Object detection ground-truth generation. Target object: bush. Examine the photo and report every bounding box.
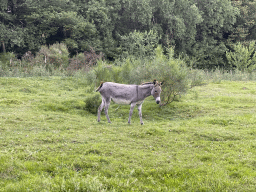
[67,48,104,75]
[119,58,133,84]
[0,52,16,71]
[93,60,114,86]
[226,41,256,72]
[84,93,102,114]
[34,43,69,71]
[125,46,189,105]
[152,46,189,105]
[189,69,207,87]
[86,46,189,105]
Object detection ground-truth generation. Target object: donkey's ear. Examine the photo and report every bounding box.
[160,81,164,86]
[153,79,156,85]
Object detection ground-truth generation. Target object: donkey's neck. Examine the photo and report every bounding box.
[138,84,153,100]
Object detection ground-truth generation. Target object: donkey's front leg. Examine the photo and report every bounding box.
[128,103,136,124]
[137,104,144,125]
[104,99,111,123]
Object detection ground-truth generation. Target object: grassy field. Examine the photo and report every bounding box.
[1,76,256,191]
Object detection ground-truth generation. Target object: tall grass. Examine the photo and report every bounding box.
[189,68,256,87]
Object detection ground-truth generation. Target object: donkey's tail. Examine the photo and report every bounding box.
[96,81,104,92]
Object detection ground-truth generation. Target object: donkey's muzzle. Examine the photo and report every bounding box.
[155,96,161,104]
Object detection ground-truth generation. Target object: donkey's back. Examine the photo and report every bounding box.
[97,82,138,104]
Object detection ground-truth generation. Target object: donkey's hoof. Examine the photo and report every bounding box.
[141,123,144,125]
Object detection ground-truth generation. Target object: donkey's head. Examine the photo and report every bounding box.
[151,80,163,104]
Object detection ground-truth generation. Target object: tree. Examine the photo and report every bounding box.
[230,0,256,42]
[119,29,160,58]
[115,0,153,35]
[0,0,28,55]
[149,0,203,52]
[71,0,119,59]
[191,0,239,69]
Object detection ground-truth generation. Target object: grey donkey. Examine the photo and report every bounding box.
[96,80,163,125]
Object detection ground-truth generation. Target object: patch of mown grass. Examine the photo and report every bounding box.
[1,77,256,191]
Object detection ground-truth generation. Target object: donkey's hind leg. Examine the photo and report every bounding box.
[137,104,144,125]
[128,103,136,124]
[97,99,105,122]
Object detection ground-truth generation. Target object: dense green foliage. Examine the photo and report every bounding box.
[226,41,256,72]
[1,0,256,69]
[1,75,256,191]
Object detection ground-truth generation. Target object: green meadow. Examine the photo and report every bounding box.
[1,76,256,191]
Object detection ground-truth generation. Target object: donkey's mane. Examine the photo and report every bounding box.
[141,82,153,85]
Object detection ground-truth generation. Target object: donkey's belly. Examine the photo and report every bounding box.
[111,98,131,105]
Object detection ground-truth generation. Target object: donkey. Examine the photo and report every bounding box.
[96,80,163,125]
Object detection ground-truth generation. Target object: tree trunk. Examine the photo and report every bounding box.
[2,41,6,53]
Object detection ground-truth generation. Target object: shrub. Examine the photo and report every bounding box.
[85,59,132,89]
[128,46,189,105]
[119,58,133,84]
[67,48,104,75]
[84,93,102,114]
[48,43,69,68]
[86,46,189,105]
[155,47,188,105]
[35,43,69,71]
[93,60,115,86]
[0,52,16,71]
[189,69,207,87]
[226,41,256,72]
